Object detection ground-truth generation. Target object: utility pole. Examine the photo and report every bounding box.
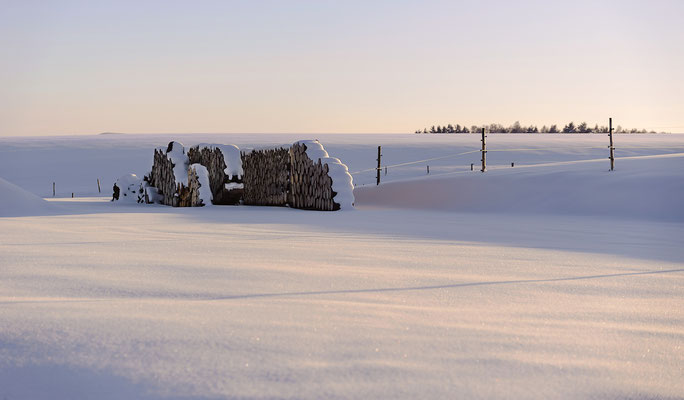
[609,118,615,171]
[376,146,382,185]
[480,128,487,172]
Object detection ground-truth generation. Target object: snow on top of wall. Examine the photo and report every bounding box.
[297,140,355,210]
[219,144,243,180]
[295,140,329,161]
[0,177,54,217]
[191,164,213,206]
[195,143,243,180]
[166,141,189,186]
[321,157,355,210]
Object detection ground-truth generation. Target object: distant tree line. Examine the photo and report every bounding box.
[415,121,663,134]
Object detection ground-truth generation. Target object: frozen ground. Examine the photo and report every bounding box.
[0,133,683,399]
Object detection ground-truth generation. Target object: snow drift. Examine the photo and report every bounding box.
[0,177,54,217]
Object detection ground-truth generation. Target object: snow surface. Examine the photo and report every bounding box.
[0,133,683,399]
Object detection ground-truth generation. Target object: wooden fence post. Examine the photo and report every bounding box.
[53,182,55,197]
[609,117,615,171]
[376,146,382,185]
[481,128,487,172]
[97,178,101,193]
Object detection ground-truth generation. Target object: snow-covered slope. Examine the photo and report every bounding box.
[0,177,55,217]
[0,133,683,400]
[355,153,684,221]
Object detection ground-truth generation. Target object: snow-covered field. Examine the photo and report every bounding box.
[1,133,683,399]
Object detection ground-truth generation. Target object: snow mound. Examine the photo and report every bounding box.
[0,177,54,217]
[115,174,145,203]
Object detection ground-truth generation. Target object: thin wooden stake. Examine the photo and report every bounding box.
[53,182,55,197]
[427,165,430,174]
[97,178,101,193]
[471,163,474,171]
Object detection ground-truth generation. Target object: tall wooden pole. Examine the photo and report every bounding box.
[480,128,487,172]
[609,118,615,171]
[376,146,382,185]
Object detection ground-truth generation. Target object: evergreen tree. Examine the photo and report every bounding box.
[549,124,559,133]
[562,122,576,133]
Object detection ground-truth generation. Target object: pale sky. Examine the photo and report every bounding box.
[1,0,683,136]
